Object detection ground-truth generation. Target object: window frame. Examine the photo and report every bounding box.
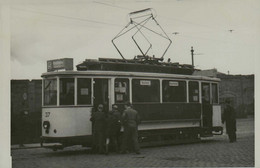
[132,78,160,103]
[59,77,76,106]
[162,79,187,103]
[43,77,58,106]
[211,82,219,104]
[201,82,211,104]
[76,77,93,106]
[188,80,200,103]
[114,78,130,104]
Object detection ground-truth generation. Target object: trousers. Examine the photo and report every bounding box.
[121,126,140,153]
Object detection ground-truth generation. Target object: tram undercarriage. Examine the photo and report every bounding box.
[41,125,222,151]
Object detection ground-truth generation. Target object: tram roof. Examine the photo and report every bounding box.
[76,58,195,75]
[41,70,220,82]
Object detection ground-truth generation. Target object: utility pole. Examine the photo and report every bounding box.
[190,46,203,68]
[191,46,194,67]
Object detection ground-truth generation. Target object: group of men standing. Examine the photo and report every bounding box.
[90,102,140,155]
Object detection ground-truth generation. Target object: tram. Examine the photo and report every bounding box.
[41,57,223,149]
[41,8,223,150]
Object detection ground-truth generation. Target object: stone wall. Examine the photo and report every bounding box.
[217,74,254,117]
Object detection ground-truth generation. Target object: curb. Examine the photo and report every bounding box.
[11,143,61,150]
[11,144,42,150]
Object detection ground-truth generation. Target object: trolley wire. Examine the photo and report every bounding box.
[12,7,123,27]
[92,1,133,11]
[92,1,230,33]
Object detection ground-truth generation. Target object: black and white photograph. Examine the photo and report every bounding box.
[0,0,259,167]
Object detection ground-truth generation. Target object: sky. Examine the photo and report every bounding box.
[9,0,260,79]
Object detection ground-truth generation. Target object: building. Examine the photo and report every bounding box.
[11,80,42,145]
[194,69,254,117]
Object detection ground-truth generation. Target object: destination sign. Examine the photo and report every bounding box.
[140,80,151,86]
[169,81,179,86]
[47,58,73,72]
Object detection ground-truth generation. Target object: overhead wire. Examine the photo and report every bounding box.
[12,3,246,57]
[12,7,123,27]
[92,1,230,33]
[92,1,133,11]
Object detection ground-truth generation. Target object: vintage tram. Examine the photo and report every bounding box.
[41,57,223,150]
[41,8,223,150]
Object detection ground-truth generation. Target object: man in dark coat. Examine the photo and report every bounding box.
[222,99,237,142]
[19,110,29,147]
[121,102,140,154]
[104,104,121,154]
[90,104,106,153]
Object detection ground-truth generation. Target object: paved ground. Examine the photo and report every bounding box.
[11,117,254,167]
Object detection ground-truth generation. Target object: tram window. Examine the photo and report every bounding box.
[189,81,199,102]
[132,79,160,102]
[77,78,91,105]
[202,83,210,103]
[115,78,129,103]
[60,78,74,105]
[212,83,218,104]
[162,80,186,102]
[44,79,57,105]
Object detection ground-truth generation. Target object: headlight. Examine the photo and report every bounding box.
[43,121,50,134]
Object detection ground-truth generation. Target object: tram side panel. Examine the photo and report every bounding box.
[134,103,201,121]
[128,103,202,144]
[42,107,92,145]
[134,103,201,131]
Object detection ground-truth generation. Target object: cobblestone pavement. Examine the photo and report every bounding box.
[11,117,254,168]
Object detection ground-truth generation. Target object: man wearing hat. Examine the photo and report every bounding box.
[222,99,237,142]
[90,104,106,154]
[105,104,122,154]
[121,102,141,154]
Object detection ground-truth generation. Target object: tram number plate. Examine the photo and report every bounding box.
[45,112,50,117]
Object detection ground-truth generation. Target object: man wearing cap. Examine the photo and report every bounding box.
[105,104,121,154]
[90,104,106,153]
[121,102,141,154]
[222,99,237,142]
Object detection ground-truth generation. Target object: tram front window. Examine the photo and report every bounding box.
[60,78,75,105]
[44,79,57,105]
[77,78,91,105]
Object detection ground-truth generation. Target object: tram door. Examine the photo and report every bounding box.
[201,82,213,128]
[93,78,109,112]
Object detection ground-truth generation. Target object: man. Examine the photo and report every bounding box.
[104,104,121,154]
[19,110,29,147]
[90,104,106,154]
[121,102,140,154]
[222,99,237,142]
